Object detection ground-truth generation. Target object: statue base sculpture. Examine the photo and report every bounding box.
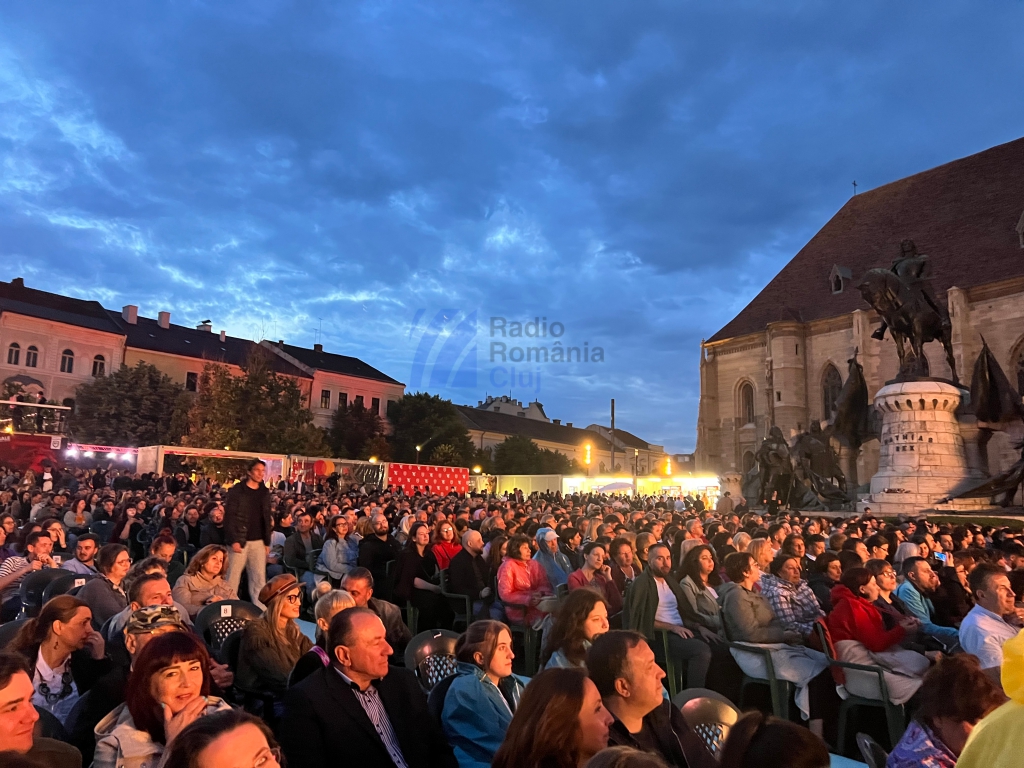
[868,381,990,515]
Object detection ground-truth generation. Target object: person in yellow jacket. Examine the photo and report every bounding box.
[957,627,1024,768]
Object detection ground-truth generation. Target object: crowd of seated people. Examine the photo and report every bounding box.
[5,459,1024,767]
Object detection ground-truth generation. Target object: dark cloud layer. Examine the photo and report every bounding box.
[2,1,1023,452]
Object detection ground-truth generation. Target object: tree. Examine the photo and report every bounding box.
[492,434,578,474]
[69,362,190,446]
[180,348,329,457]
[363,435,392,462]
[387,392,475,466]
[429,444,462,466]
[328,402,385,459]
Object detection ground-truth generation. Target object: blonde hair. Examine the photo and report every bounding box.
[733,532,752,553]
[747,538,773,568]
[264,586,305,668]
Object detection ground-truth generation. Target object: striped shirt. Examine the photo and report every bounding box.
[337,670,408,768]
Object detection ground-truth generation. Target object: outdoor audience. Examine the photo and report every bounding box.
[6,463,1024,768]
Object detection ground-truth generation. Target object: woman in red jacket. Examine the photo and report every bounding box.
[828,567,930,705]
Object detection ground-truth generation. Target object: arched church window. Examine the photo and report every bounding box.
[822,364,843,419]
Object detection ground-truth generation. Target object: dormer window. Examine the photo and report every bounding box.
[829,264,852,294]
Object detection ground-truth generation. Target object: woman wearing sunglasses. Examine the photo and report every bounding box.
[235,574,312,696]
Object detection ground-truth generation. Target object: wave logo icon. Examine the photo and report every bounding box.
[408,309,478,390]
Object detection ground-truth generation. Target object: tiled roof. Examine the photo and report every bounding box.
[708,136,1024,343]
[0,280,124,335]
[456,405,612,450]
[122,316,310,378]
[586,425,652,450]
[278,343,403,385]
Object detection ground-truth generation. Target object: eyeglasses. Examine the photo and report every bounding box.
[881,570,897,578]
[253,747,283,768]
[284,593,301,604]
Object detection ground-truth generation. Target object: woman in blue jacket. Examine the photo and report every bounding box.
[441,620,527,768]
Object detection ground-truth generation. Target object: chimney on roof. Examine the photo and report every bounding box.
[197,320,212,332]
[552,419,561,425]
[10,277,24,288]
[219,330,226,342]
[313,343,323,353]
[566,422,573,428]
[158,311,171,329]
[277,339,284,347]
[121,305,138,325]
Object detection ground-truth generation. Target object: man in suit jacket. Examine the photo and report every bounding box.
[279,607,456,768]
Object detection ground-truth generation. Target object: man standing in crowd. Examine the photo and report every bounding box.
[447,530,492,619]
[624,543,711,688]
[279,607,456,768]
[62,533,100,575]
[589,630,713,768]
[960,562,1021,671]
[0,651,82,768]
[357,512,402,596]
[342,568,412,655]
[225,458,272,608]
[895,556,960,647]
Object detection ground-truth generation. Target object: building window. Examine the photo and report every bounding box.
[60,349,74,374]
[776,391,781,402]
[386,399,397,417]
[371,397,380,415]
[25,346,38,368]
[6,343,19,365]
[91,355,105,377]
[185,372,198,392]
[320,389,331,409]
[339,392,347,409]
[354,395,364,409]
[822,364,843,419]
[739,383,755,425]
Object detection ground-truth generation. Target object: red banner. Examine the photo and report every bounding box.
[0,433,65,472]
[387,463,469,494]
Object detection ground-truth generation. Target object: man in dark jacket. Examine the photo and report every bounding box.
[589,630,715,768]
[357,512,403,599]
[279,607,456,768]
[224,459,272,608]
[284,509,324,593]
[447,530,492,619]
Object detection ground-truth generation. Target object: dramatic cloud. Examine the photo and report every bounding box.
[1,1,1022,451]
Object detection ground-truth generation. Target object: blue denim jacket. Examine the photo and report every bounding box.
[441,662,527,768]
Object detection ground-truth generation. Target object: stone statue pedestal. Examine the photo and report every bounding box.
[868,381,989,516]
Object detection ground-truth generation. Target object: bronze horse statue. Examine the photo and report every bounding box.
[857,267,959,384]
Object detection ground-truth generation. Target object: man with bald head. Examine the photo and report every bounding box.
[447,529,494,619]
[279,608,456,768]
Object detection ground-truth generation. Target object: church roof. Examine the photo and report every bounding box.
[708,136,1024,343]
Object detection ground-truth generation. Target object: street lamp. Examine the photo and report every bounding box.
[472,465,482,474]
[368,456,378,464]
[415,445,421,463]
[584,443,592,477]
[665,456,672,476]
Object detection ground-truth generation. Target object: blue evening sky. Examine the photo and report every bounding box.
[2,2,1022,453]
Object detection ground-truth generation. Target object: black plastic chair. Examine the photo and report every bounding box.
[857,732,889,768]
[679,695,740,762]
[404,629,460,693]
[427,673,458,729]
[41,573,99,603]
[221,627,279,725]
[19,569,69,617]
[0,618,28,648]
[438,570,471,631]
[194,600,262,656]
